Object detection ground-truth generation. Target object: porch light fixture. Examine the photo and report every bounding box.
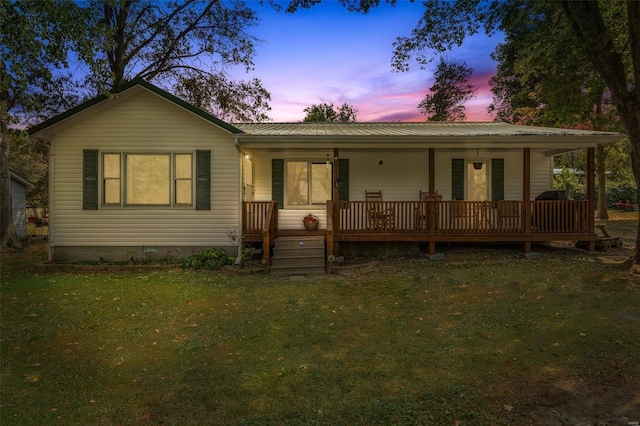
[473,149,483,170]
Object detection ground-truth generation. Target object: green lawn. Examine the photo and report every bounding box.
[2,225,640,425]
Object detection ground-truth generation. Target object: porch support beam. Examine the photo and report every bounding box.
[523,148,531,253]
[586,147,595,233]
[585,147,596,251]
[331,148,340,265]
[429,148,435,194]
[332,148,340,203]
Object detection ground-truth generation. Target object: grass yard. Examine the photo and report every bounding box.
[2,213,640,425]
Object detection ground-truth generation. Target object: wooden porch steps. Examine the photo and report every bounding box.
[270,236,326,276]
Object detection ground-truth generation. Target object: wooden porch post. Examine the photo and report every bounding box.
[332,148,340,204]
[586,147,596,251]
[326,200,334,274]
[586,147,595,232]
[428,148,436,255]
[429,148,435,194]
[523,148,532,253]
[331,148,340,262]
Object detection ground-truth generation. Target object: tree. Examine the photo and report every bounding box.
[80,0,271,121]
[418,57,475,121]
[8,130,49,204]
[1,0,91,248]
[487,1,623,220]
[560,2,640,234]
[174,72,271,122]
[302,102,358,122]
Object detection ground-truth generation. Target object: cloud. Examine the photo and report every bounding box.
[242,2,503,123]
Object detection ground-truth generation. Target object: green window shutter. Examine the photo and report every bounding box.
[272,159,284,208]
[195,150,211,210]
[338,158,349,201]
[451,158,464,200]
[491,158,505,201]
[83,149,98,210]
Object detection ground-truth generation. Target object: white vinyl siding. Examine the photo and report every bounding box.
[435,149,552,200]
[49,89,239,247]
[252,148,552,230]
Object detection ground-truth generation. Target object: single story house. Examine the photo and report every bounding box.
[10,171,34,238]
[29,79,624,272]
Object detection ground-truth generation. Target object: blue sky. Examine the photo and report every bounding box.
[236,1,504,122]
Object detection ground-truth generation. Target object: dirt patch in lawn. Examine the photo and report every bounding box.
[515,378,640,426]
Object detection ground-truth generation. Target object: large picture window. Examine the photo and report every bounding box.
[102,153,193,207]
[286,161,332,206]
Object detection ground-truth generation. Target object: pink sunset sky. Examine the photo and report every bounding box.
[235,1,504,122]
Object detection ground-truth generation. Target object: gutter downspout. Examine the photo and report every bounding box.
[40,139,54,261]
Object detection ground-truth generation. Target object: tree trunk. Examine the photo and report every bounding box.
[0,119,21,249]
[596,144,608,220]
[624,119,640,271]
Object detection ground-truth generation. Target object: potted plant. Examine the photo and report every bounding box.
[303,214,319,231]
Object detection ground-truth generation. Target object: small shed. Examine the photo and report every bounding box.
[10,171,34,238]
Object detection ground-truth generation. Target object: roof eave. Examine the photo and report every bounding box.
[237,134,625,150]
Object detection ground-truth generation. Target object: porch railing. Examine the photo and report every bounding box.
[335,200,591,235]
[243,201,271,235]
[242,201,277,272]
[242,200,592,237]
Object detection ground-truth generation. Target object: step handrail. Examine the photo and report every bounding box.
[262,201,278,273]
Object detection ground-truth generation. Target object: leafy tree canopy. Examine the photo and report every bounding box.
[80,0,271,121]
[418,57,475,121]
[1,0,92,248]
[302,102,358,123]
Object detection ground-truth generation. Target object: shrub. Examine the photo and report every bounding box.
[553,168,586,200]
[606,182,638,207]
[239,246,262,266]
[182,248,232,270]
[554,168,638,207]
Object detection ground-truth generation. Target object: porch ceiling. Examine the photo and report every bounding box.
[233,122,624,151]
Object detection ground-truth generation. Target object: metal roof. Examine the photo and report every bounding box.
[232,122,625,153]
[232,122,621,137]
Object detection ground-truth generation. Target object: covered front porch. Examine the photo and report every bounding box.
[232,122,623,273]
[243,196,596,273]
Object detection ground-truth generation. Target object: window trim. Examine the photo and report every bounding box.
[100,151,195,208]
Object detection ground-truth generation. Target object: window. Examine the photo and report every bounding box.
[285,161,332,206]
[174,154,193,205]
[102,153,193,207]
[103,154,121,204]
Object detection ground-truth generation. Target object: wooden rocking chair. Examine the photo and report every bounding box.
[366,190,395,230]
